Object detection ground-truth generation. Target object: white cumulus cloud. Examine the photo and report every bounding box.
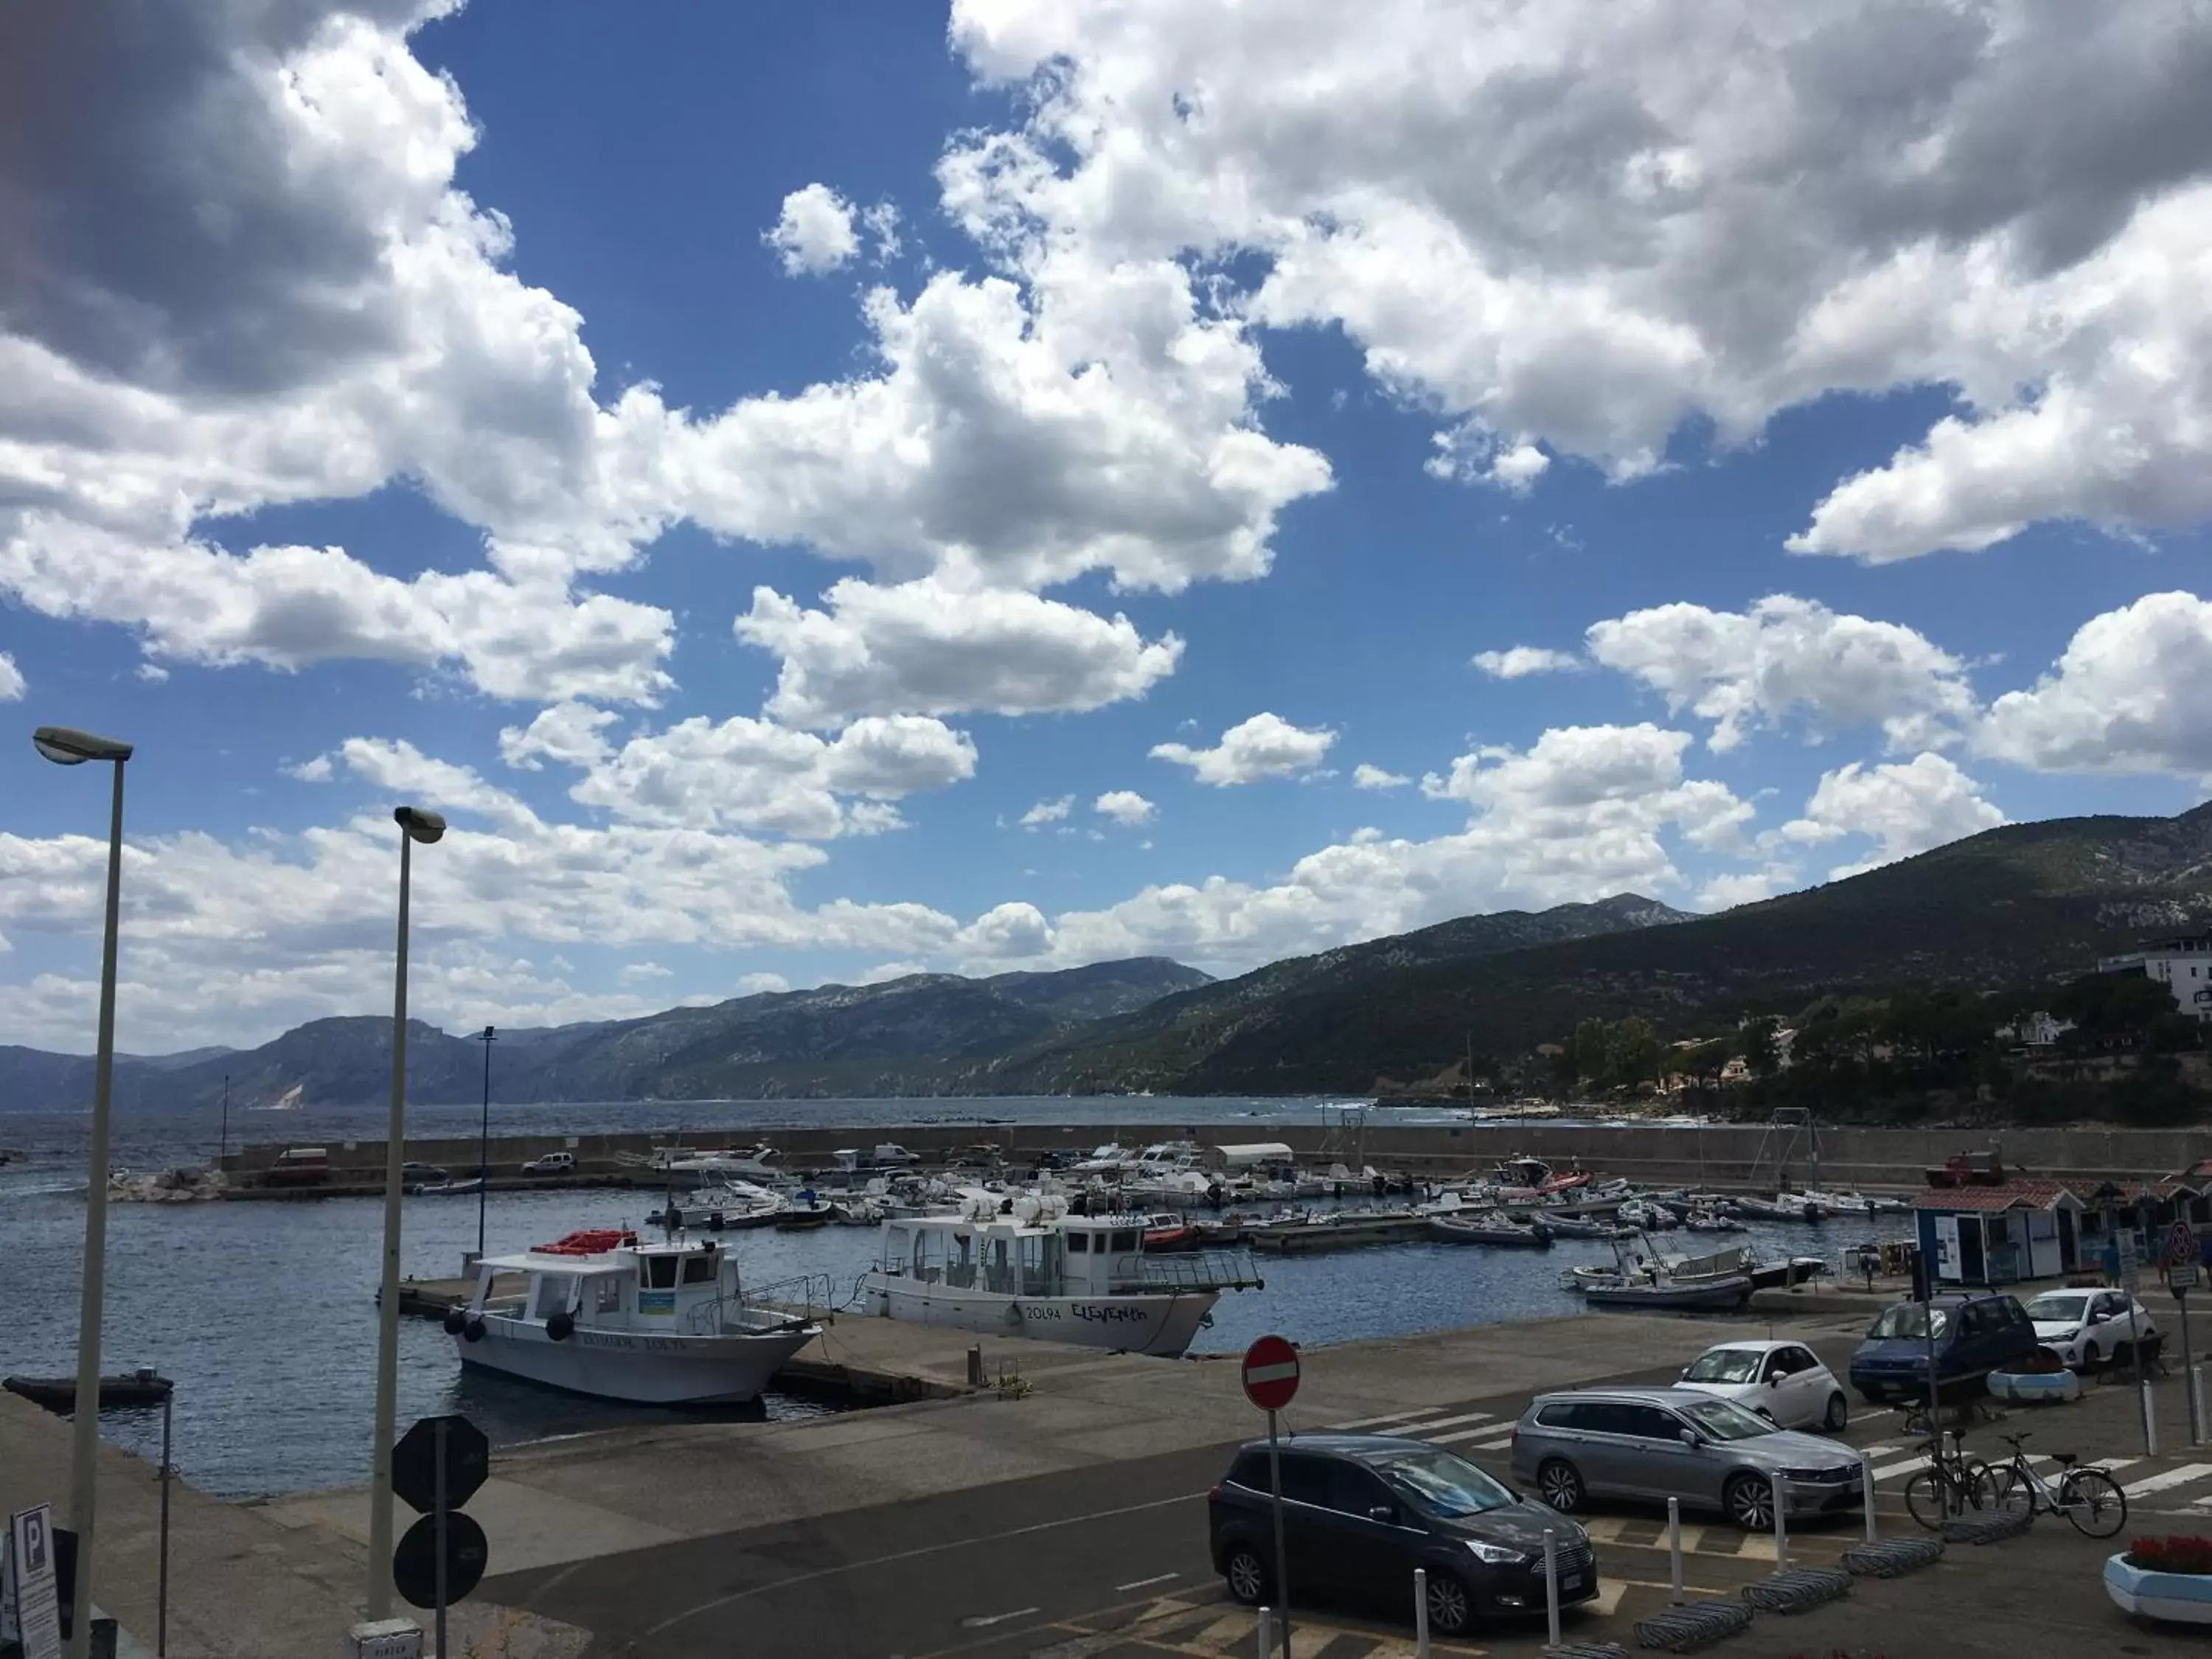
[1473,647,1581,680]
[1780,754,2006,880]
[1978,592,2212,776]
[1094,790,1157,827]
[0,653,22,700]
[1352,764,1409,790]
[765,183,862,275]
[1019,795,1074,827]
[1152,712,1336,786]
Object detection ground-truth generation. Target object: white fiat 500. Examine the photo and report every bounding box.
[1676,1339,1850,1432]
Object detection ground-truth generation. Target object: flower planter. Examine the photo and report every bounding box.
[2106,1554,2212,1624]
[1989,1367,2081,1404]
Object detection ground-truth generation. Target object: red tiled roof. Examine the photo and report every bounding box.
[1913,1180,2080,1211]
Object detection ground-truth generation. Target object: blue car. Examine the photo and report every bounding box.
[1848,1292,2042,1405]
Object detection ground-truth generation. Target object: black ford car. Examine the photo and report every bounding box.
[1208,1435,1599,1635]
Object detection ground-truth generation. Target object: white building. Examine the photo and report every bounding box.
[2097,936,2212,1018]
[1997,1010,2076,1048]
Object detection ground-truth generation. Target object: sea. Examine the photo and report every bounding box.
[0,1095,1911,1499]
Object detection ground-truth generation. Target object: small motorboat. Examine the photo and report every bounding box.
[1683,1207,1745,1233]
[1535,1212,1626,1240]
[1430,1211,1553,1248]
[5,1370,175,1411]
[1616,1198,1678,1231]
[774,1191,835,1229]
[1582,1274,1752,1312]
[415,1176,486,1196]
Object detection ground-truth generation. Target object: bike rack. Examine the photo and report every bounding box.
[1741,1565,1852,1614]
[1632,1599,1753,1651]
[1544,1644,1631,1659]
[1940,1508,2034,1544]
[1842,1536,1946,1578]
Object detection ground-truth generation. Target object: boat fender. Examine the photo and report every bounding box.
[547,1311,575,1342]
[442,1307,466,1336]
[462,1318,486,1343]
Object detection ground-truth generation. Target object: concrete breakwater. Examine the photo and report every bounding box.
[216,1116,2208,1190]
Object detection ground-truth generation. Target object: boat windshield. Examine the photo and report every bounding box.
[2024,1293,2090,1324]
[1866,1304,1947,1340]
[1680,1399,1774,1442]
[1377,1447,1515,1518]
[1681,1349,1761,1384]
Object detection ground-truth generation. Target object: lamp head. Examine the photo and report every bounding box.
[394,806,447,845]
[481,1025,496,1042]
[32,726,133,765]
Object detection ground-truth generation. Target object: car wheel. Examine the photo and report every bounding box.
[1223,1543,1271,1607]
[1823,1391,1849,1432]
[2083,1340,2103,1371]
[1537,1459,1585,1513]
[1725,1473,1775,1532]
[1425,1570,1475,1636]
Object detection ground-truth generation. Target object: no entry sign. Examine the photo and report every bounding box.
[1242,1334,1300,1411]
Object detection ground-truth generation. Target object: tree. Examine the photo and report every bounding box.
[1739,1016,1780,1078]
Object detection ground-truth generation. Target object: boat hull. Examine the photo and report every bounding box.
[860,1275,1217,1357]
[456,1315,816,1404]
[1583,1276,1751,1312]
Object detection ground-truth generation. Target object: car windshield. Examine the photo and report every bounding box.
[2024,1293,2089,1323]
[1866,1304,1948,1340]
[1680,1399,1775,1441]
[1682,1349,1762,1383]
[1377,1447,1516,1518]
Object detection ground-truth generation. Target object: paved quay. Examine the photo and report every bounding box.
[10,1290,2211,1657]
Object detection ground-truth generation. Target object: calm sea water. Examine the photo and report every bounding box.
[0,1096,1906,1498]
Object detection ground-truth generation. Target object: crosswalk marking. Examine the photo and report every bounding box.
[1868,1455,1930,1484]
[1429,1426,1510,1447]
[1409,1411,1494,1433]
[2117,1461,2212,1498]
[1324,1408,1453,1430]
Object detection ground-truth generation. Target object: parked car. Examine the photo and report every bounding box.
[1509,1387,1863,1531]
[1847,1292,2041,1404]
[400,1161,448,1186]
[1209,1435,1599,1635]
[1676,1340,1850,1432]
[2023,1287,2158,1370]
[521,1151,577,1175]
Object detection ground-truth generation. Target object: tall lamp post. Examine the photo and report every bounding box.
[476,1025,496,1258]
[34,724,133,1659]
[366,806,445,1618]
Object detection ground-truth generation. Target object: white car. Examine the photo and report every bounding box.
[2023,1287,2157,1370]
[521,1150,577,1175]
[1675,1339,1850,1432]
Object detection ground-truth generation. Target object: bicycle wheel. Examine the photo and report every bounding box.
[1981,1461,2030,1514]
[2062,1468,2128,1538]
[1903,1468,1952,1529]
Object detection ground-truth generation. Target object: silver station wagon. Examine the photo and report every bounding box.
[1508,1386,1865,1531]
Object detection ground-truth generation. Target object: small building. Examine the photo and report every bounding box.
[1913,1182,2085,1287]
[1997,1010,2075,1048]
[2098,935,2212,1018]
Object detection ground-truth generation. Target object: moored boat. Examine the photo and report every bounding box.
[451,1228,818,1404]
[1429,1211,1553,1248]
[1582,1274,1751,1312]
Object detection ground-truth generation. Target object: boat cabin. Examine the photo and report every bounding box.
[470,1229,739,1333]
[879,1214,1156,1298]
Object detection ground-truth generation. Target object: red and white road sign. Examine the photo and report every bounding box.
[1242,1334,1300,1411]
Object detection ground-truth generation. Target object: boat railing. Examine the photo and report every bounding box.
[1121,1248,1265,1293]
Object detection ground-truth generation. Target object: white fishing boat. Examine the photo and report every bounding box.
[648,1180,785,1230]
[861,1201,1263,1357]
[449,1228,818,1404]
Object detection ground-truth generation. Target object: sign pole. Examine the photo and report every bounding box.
[2183,1287,2199,1447]
[434,1419,449,1659]
[1267,1409,1292,1659]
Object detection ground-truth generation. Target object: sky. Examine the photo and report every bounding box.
[5,0,2212,1054]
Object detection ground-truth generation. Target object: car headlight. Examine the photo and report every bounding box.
[1465,1539,1530,1565]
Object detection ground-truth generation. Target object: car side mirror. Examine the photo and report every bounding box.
[1368,1504,1396,1523]
[1767,1374,1783,1386]
[1678,1428,1698,1446]
[2089,1311,2108,1324]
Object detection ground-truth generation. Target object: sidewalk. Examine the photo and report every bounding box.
[0,1392,588,1659]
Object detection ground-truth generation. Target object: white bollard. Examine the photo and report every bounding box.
[2144,1382,2161,1458]
[1862,1457,1877,1543]
[1770,1470,1790,1571]
[2194,1366,2208,1448]
[1667,1496,1684,1604]
[1258,1606,1273,1659]
[1543,1528,1562,1646]
[1413,1567,1430,1659]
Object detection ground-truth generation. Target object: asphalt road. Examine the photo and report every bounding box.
[485,1315,2212,1659]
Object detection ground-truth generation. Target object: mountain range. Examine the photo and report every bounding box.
[5,802,2212,1113]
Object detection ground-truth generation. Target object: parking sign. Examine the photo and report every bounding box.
[7,1505,62,1659]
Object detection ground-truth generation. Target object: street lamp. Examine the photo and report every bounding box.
[34,724,133,1659]
[476,1026,496,1258]
[366,805,445,1618]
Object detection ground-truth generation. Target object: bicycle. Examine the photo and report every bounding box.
[1902,1430,2000,1529]
[1983,1430,2129,1537]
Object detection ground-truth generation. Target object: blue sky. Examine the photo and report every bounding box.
[4,1,2212,1052]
